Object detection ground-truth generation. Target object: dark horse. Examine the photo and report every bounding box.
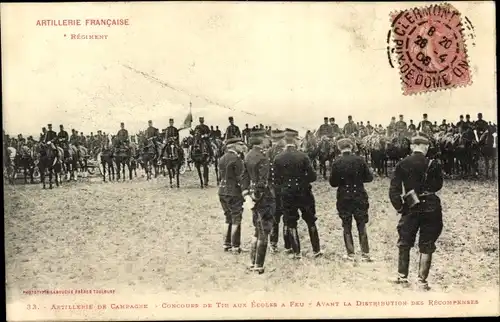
[114,144,133,181]
[162,137,184,188]
[300,131,319,170]
[211,137,224,185]
[317,136,334,180]
[34,142,63,189]
[140,138,159,180]
[14,145,35,184]
[478,128,497,179]
[99,145,115,182]
[190,133,211,188]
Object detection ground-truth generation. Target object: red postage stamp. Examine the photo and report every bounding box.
[390,3,472,95]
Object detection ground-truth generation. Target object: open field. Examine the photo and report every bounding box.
[4,168,499,303]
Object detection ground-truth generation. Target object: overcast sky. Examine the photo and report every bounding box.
[1,1,496,136]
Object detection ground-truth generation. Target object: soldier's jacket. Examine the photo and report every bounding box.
[70,134,79,145]
[194,124,211,137]
[242,128,250,142]
[266,141,285,188]
[165,126,179,142]
[387,122,396,136]
[241,146,271,198]
[145,126,159,139]
[331,123,341,134]
[417,120,433,133]
[408,124,416,131]
[463,121,473,131]
[79,136,87,146]
[438,124,448,132]
[214,129,222,139]
[273,146,316,194]
[474,119,489,136]
[57,131,69,144]
[344,122,358,136]
[317,124,333,137]
[225,124,241,140]
[116,129,129,143]
[395,121,407,132]
[389,152,443,213]
[44,130,57,143]
[218,149,245,197]
[329,152,373,205]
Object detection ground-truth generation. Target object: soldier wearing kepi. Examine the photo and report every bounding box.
[274,128,321,259]
[329,138,374,262]
[389,133,444,290]
[317,117,333,138]
[241,129,275,274]
[218,137,247,254]
[145,120,160,160]
[266,129,290,254]
[165,118,180,146]
[224,116,242,140]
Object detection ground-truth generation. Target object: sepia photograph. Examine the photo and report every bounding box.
[2,1,498,320]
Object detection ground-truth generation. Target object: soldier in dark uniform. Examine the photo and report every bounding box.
[225,116,242,140]
[79,132,87,148]
[365,121,374,134]
[274,128,322,259]
[218,137,247,254]
[165,118,180,149]
[395,115,407,133]
[242,124,251,144]
[57,125,69,157]
[44,124,58,155]
[417,114,433,135]
[193,117,213,159]
[329,138,374,262]
[344,115,358,136]
[330,117,341,134]
[214,126,222,140]
[389,134,444,290]
[317,117,333,138]
[39,127,47,142]
[241,129,275,274]
[387,117,397,137]
[266,129,289,253]
[464,114,473,131]
[70,129,79,145]
[116,122,129,148]
[474,113,489,138]
[145,120,160,157]
[408,120,416,132]
[438,120,448,132]
[456,115,465,131]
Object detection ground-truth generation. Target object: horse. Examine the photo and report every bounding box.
[161,137,185,188]
[478,128,497,179]
[99,145,115,182]
[300,131,319,170]
[190,133,211,188]
[366,134,390,177]
[63,144,79,181]
[114,144,133,181]
[139,137,158,180]
[317,136,334,180]
[437,131,458,176]
[386,134,411,168]
[454,128,477,178]
[5,146,17,184]
[33,142,63,189]
[128,141,139,178]
[75,144,90,180]
[13,144,35,184]
[210,137,224,185]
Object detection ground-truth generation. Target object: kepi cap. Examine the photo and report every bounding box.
[271,129,285,139]
[337,138,354,150]
[250,129,267,137]
[225,137,242,145]
[411,133,430,145]
[284,128,298,137]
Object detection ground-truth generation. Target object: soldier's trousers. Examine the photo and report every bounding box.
[397,209,443,254]
[269,190,289,249]
[339,210,370,255]
[250,196,275,267]
[219,195,244,249]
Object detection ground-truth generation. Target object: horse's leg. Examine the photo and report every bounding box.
[128,162,132,180]
[176,163,180,188]
[102,161,106,182]
[23,164,28,184]
[214,161,219,185]
[49,167,53,189]
[203,163,209,187]
[195,163,203,188]
[168,167,173,188]
[40,166,46,189]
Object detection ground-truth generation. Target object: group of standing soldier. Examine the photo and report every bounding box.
[217,121,444,291]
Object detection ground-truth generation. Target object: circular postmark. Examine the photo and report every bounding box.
[388,3,472,95]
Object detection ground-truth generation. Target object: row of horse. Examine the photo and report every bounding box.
[299,128,497,180]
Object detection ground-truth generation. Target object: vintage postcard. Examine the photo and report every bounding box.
[2,1,498,320]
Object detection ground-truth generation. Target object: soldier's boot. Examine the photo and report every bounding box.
[288,227,302,260]
[269,222,279,253]
[307,224,323,258]
[390,247,410,285]
[342,229,356,261]
[247,236,258,270]
[283,224,292,254]
[223,224,232,252]
[417,253,432,291]
[358,224,372,262]
[230,224,242,254]
[252,237,268,274]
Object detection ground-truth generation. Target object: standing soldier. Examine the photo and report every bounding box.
[344,115,358,136]
[329,138,374,262]
[274,128,322,259]
[317,117,333,138]
[417,113,433,136]
[408,120,416,132]
[242,124,251,144]
[194,117,213,160]
[389,134,444,290]
[214,126,222,140]
[240,129,274,274]
[218,137,247,254]
[330,117,341,135]
[456,115,465,131]
[266,129,290,254]
[225,116,242,140]
[39,127,47,142]
[395,115,407,134]
[464,114,473,131]
[474,113,489,138]
[116,122,129,148]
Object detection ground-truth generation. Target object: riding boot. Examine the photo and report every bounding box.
[269,221,279,253]
[358,224,371,261]
[417,253,432,290]
[230,224,242,253]
[252,237,268,274]
[248,236,258,270]
[307,224,322,257]
[343,228,355,259]
[391,247,410,284]
[223,224,232,252]
[283,224,292,253]
[288,227,301,259]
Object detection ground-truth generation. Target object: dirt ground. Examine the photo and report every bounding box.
[4,168,499,301]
